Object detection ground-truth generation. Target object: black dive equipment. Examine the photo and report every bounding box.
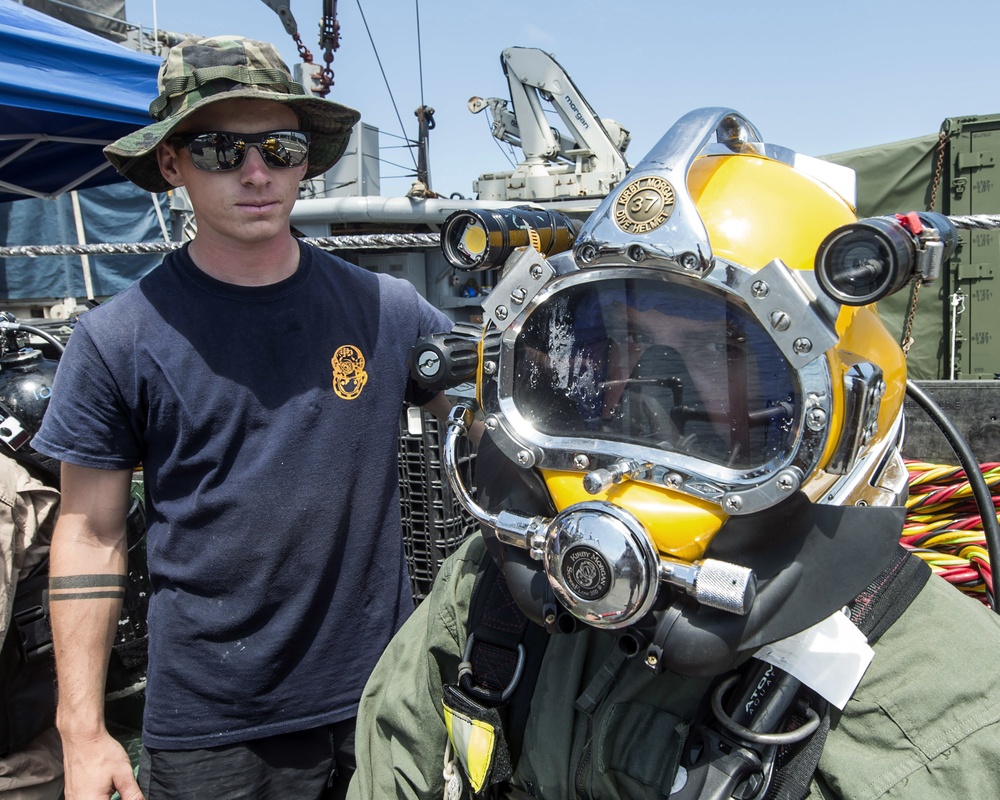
[0,313,64,479]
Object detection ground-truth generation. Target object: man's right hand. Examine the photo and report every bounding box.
[61,729,143,800]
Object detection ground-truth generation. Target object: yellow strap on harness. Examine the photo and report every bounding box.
[442,700,498,794]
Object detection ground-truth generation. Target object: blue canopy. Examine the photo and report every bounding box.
[0,0,159,202]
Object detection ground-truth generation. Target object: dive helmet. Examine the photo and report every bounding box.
[420,108,954,676]
[0,313,63,481]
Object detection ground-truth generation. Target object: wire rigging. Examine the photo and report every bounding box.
[415,0,425,109]
[354,0,417,171]
[485,114,518,169]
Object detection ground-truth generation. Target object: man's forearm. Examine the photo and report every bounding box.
[47,463,134,736]
[48,529,127,734]
[48,464,143,800]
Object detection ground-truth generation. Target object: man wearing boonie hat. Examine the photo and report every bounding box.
[33,35,465,800]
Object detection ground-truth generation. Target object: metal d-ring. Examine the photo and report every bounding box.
[459,633,527,703]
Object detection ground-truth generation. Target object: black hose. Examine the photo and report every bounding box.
[905,380,1000,614]
[12,323,66,355]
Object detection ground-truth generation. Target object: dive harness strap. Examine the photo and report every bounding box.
[760,547,930,800]
[443,555,550,796]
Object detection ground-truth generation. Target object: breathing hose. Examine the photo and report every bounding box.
[905,379,1000,614]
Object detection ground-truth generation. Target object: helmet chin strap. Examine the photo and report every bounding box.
[475,435,906,677]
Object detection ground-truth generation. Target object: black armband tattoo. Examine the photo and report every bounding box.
[49,574,126,601]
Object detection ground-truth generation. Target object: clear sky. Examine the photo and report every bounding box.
[128,0,999,199]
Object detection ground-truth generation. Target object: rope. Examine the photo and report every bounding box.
[11,213,997,261]
[0,233,440,259]
[903,459,996,605]
[946,214,1000,230]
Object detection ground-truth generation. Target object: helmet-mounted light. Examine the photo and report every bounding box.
[815,212,958,305]
[441,206,582,271]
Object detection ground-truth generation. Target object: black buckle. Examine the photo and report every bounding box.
[12,601,53,663]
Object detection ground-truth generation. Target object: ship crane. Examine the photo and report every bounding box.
[469,47,631,203]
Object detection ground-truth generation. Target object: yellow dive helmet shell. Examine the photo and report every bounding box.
[540,151,906,562]
[687,153,856,272]
[691,152,906,477]
[541,468,726,562]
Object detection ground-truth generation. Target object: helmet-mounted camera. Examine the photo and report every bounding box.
[815,211,958,305]
[441,206,582,272]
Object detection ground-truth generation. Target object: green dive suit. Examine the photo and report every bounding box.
[348,535,1000,800]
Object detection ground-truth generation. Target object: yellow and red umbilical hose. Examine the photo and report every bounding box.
[903,460,997,605]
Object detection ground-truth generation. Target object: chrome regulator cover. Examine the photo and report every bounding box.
[542,500,757,627]
[543,501,659,628]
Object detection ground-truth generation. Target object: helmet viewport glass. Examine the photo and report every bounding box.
[512,277,799,470]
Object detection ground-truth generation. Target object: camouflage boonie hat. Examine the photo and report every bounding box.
[104,35,360,193]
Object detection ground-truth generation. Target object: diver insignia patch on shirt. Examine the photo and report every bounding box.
[331,344,368,400]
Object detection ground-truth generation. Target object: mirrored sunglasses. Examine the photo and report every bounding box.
[171,130,311,171]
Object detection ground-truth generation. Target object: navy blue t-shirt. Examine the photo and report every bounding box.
[33,241,451,748]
